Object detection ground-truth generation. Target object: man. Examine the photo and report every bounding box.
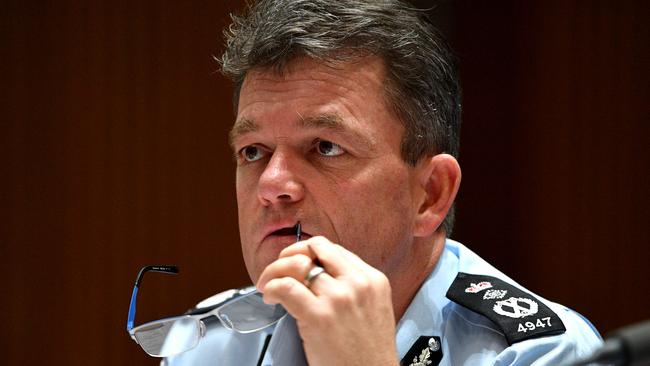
[165,0,601,364]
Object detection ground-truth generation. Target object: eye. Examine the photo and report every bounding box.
[239,145,267,162]
[315,139,345,157]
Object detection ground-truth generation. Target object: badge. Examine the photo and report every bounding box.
[400,336,442,366]
[446,272,566,345]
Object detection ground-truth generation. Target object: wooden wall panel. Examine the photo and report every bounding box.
[451,0,649,334]
[1,1,647,364]
[1,2,247,365]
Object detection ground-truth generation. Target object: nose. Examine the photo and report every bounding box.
[257,149,304,206]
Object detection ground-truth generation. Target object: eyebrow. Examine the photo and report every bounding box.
[229,117,259,147]
[299,113,345,131]
[229,113,375,151]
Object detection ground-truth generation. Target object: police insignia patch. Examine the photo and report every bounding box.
[446,272,566,345]
[400,336,442,366]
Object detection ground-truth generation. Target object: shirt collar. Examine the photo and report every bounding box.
[262,315,307,366]
[394,240,459,358]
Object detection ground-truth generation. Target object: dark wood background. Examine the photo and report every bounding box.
[2,1,647,364]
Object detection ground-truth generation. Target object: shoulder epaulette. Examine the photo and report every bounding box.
[446,272,566,345]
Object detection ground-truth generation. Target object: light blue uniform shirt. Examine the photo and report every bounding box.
[164,239,602,365]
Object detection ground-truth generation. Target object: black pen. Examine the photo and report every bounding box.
[296,222,302,242]
[296,221,323,267]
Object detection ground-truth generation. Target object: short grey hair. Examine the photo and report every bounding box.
[219,0,462,235]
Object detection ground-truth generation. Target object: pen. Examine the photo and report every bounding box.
[296,221,323,267]
[296,221,302,242]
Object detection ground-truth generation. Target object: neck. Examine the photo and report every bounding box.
[390,231,447,321]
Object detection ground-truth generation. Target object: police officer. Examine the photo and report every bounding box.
[165,0,602,364]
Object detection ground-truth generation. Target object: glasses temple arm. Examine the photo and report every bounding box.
[126,265,179,332]
[126,285,139,331]
[135,265,179,287]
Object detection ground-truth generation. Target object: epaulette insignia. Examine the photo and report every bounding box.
[400,336,442,366]
[446,272,566,345]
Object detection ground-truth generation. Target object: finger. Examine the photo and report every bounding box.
[279,237,354,277]
[256,253,313,291]
[304,269,338,296]
[279,236,342,259]
[304,237,363,277]
[264,271,345,314]
[262,276,320,320]
[278,241,313,260]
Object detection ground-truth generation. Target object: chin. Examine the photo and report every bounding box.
[245,251,277,284]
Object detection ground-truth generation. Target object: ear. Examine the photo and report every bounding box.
[413,154,461,237]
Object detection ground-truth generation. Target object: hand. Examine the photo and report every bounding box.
[257,236,399,366]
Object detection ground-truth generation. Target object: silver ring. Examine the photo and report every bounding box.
[304,265,325,287]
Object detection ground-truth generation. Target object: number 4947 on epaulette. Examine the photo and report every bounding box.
[518,317,552,333]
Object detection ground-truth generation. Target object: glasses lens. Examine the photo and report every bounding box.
[216,291,287,333]
[134,316,201,357]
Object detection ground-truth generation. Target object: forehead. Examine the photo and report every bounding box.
[232,56,401,140]
[239,55,388,104]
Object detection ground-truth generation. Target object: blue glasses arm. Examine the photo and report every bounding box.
[126,265,179,334]
[127,285,139,332]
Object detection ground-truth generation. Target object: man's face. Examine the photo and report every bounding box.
[231,56,423,283]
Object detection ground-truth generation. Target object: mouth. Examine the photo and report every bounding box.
[271,226,299,237]
[263,222,312,242]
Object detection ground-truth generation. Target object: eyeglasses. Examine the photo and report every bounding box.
[126,265,287,358]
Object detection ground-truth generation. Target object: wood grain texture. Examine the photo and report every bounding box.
[1,1,647,364]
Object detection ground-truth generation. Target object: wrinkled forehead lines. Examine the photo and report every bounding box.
[231,56,395,148]
[239,56,387,105]
[240,72,358,108]
[233,77,349,142]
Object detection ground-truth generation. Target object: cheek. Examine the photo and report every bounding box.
[235,170,257,251]
[331,164,415,240]
[354,164,412,208]
[235,168,257,205]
